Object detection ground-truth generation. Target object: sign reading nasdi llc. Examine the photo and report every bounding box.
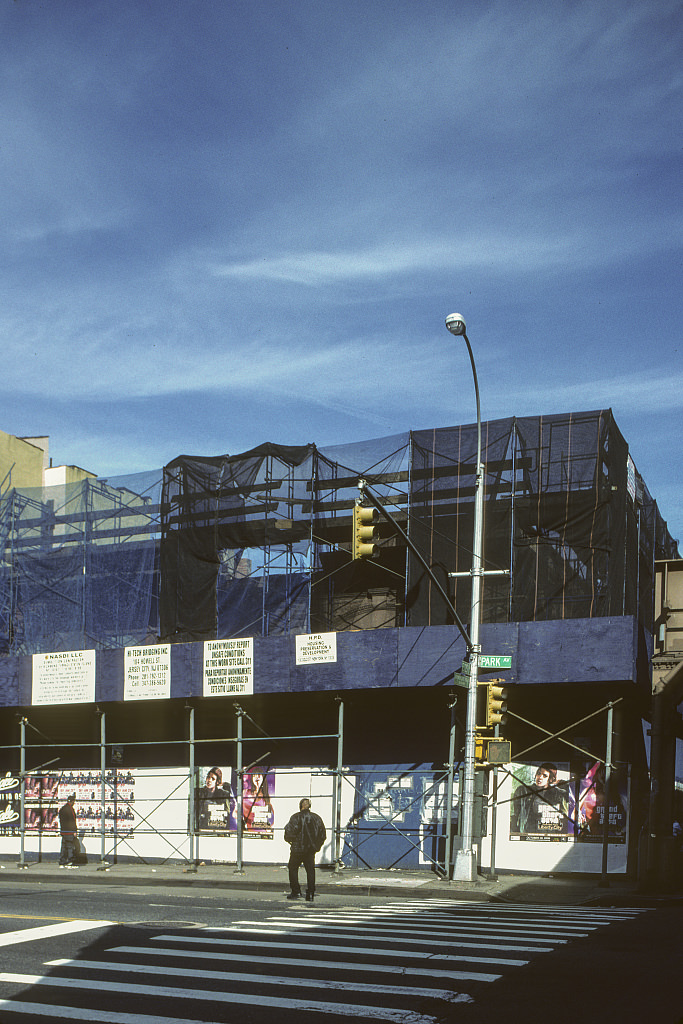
[32,650,96,706]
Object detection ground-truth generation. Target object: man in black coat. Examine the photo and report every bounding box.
[284,797,326,901]
[58,794,78,868]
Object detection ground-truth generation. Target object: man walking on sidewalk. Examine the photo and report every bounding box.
[284,797,326,901]
[58,793,78,868]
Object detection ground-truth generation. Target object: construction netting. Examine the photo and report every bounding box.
[0,410,677,655]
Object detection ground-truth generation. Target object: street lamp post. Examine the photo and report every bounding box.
[445,312,484,881]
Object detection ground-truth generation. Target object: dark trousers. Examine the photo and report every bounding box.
[288,848,316,895]
[59,835,76,865]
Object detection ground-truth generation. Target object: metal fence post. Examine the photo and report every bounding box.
[19,717,26,868]
[99,711,106,866]
[600,702,614,886]
[234,704,244,874]
[187,704,196,869]
[333,697,344,869]
[444,697,457,879]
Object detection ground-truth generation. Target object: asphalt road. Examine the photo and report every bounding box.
[0,883,680,1024]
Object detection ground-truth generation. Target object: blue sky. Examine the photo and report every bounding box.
[1,0,681,542]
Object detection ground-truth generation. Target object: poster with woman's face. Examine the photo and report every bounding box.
[241,769,275,839]
[509,762,572,840]
[570,761,628,843]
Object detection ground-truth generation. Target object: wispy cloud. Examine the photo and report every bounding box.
[0,0,679,537]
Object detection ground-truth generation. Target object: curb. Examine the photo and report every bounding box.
[1,865,491,900]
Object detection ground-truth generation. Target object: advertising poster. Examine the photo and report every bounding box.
[509,762,572,841]
[571,761,629,843]
[62,770,137,838]
[241,768,275,838]
[0,770,137,843]
[195,766,236,833]
[0,772,21,835]
[23,773,60,832]
[194,766,276,838]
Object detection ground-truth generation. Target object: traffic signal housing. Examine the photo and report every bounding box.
[486,682,508,727]
[353,504,379,559]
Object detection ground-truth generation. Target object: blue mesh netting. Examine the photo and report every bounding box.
[0,413,677,656]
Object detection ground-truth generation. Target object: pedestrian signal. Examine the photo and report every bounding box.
[486,738,512,764]
[353,504,379,559]
[486,683,508,727]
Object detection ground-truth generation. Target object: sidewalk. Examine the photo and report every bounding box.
[0,858,657,906]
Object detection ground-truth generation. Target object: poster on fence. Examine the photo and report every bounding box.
[509,762,572,841]
[0,772,21,835]
[571,761,629,843]
[194,766,275,839]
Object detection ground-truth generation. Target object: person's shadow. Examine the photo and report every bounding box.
[74,831,89,865]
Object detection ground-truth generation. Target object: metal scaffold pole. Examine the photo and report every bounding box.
[187,704,196,869]
[99,711,106,866]
[444,696,457,879]
[234,704,244,874]
[600,701,614,887]
[19,717,26,869]
[333,697,344,870]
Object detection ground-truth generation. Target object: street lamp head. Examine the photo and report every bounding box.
[445,313,467,337]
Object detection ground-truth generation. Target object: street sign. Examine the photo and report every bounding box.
[460,660,472,675]
[453,672,469,688]
[479,655,512,670]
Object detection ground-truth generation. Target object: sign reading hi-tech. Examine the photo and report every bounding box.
[124,644,171,701]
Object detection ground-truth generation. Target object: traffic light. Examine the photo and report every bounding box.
[353,504,379,559]
[486,682,508,727]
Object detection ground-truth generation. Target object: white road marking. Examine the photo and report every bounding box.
[152,932,531,965]
[47,957,475,1002]
[110,943,505,981]
[0,1001,224,1024]
[0,920,113,948]
[0,974,440,1024]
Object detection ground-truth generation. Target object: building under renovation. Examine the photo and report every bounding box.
[0,408,679,878]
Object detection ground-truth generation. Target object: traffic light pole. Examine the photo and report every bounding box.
[452,327,484,882]
[361,316,485,885]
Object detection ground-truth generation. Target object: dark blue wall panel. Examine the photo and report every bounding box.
[0,617,640,711]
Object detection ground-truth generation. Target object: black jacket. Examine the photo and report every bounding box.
[284,809,326,853]
[59,802,77,836]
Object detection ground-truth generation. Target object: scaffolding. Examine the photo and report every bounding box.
[0,411,677,656]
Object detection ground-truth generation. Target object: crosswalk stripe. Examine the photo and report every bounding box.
[110,943,507,980]
[343,905,634,918]
[308,908,615,927]
[152,932,534,964]
[0,920,113,948]
[223,922,564,949]
[0,974,441,1024]
[47,957,478,1003]
[230,917,591,938]
[0,1001,225,1024]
